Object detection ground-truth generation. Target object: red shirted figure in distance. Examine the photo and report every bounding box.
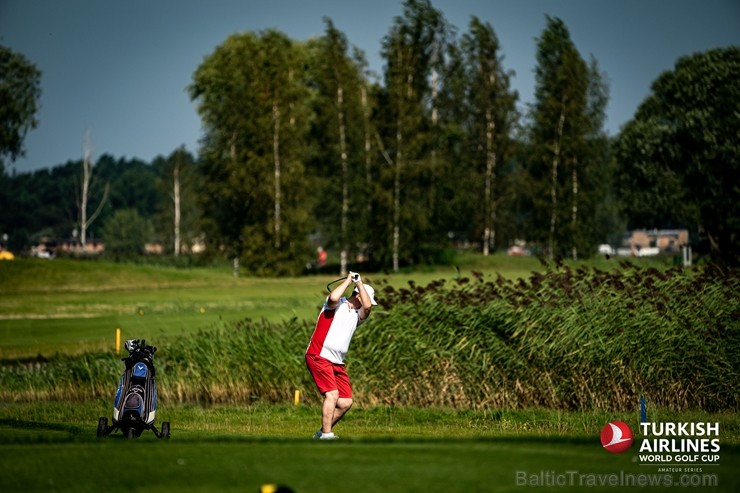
[316,246,327,267]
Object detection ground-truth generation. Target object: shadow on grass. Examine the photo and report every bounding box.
[0,418,87,443]
[0,417,601,447]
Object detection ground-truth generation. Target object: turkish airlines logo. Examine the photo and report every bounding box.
[600,421,634,454]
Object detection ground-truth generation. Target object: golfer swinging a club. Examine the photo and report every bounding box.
[305,271,376,440]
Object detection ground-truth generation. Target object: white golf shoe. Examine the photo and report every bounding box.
[313,430,338,440]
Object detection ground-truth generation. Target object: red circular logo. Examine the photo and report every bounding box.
[600,421,634,453]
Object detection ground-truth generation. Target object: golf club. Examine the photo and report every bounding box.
[326,273,359,292]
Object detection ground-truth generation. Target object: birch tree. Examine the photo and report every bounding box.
[380,0,449,271]
[528,16,593,259]
[306,19,374,273]
[460,17,517,255]
[155,146,198,256]
[190,30,311,275]
[77,130,109,248]
[357,62,375,225]
[322,19,352,275]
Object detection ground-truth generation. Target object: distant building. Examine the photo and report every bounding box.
[31,236,206,257]
[32,237,105,257]
[618,229,689,256]
[144,242,164,254]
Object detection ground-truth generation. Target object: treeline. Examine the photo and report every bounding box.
[0,150,201,261]
[2,0,738,270]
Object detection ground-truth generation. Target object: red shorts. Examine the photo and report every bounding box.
[305,353,353,399]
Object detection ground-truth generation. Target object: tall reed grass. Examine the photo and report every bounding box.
[2,261,737,411]
[354,261,739,411]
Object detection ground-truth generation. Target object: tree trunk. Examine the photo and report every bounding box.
[483,108,496,256]
[393,128,401,273]
[392,55,408,273]
[229,130,238,260]
[549,110,565,259]
[78,131,108,249]
[571,158,578,261]
[273,102,281,249]
[173,154,181,256]
[338,86,349,276]
[431,67,438,126]
[429,65,438,243]
[361,86,372,220]
[80,141,90,247]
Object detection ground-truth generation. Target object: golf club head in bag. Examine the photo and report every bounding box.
[97,339,170,439]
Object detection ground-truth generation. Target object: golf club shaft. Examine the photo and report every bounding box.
[326,277,345,293]
[326,272,360,292]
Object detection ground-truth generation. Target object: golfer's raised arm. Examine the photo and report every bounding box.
[355,280,373,313]
[327,273,353,307]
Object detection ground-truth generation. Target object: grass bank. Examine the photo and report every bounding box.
[0,254,546,358]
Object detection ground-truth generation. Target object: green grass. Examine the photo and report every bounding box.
[0,403,738,493]
[8,440,723,493]
[0,256,513,358]
[0,259,326,357]
[4,254,735,493]
[0,255,669,358]
[0,439,645,493]
[2,401,738,441]
[0,287,316,357]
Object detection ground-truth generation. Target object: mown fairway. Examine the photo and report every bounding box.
[1,403,738,493]
[0,259,325,357]
[5,439,717,493]
[0,255,544,358]
[1,255,738,492]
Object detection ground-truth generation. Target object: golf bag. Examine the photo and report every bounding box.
[97,339,170,439]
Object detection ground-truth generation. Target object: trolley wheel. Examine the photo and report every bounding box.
[96,417,108,438]
[125,427,136,439]
[161,421,170,439]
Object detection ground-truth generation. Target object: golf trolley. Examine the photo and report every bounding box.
[97,339,170,439]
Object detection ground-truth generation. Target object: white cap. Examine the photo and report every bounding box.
[353,284,378,305]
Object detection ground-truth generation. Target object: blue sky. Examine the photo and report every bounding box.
[1,0,739,174]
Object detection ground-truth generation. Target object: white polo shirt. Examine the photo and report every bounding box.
[306,297,367,364]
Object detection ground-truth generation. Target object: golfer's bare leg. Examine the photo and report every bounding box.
[332,397,353,428]
[322,390,339,433]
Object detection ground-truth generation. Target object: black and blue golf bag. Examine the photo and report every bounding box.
[97,339,170,439]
